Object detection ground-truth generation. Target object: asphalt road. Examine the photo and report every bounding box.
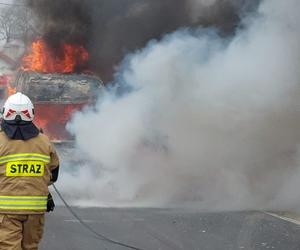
[40,207,300,250]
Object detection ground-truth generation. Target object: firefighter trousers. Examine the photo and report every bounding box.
[0,214,45,250]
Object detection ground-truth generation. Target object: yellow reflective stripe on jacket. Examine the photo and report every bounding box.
[0,153,50,164]
[0,195,47,210]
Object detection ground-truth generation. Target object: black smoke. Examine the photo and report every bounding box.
[27,0,260,81]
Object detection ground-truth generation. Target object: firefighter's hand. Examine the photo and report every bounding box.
[47,193,55,212]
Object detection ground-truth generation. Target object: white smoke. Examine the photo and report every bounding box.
[63,0,300,210]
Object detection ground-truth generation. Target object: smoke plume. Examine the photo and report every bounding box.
[62,0,300,211]
[27,0,259,81]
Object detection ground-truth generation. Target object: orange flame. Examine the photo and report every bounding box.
[34,103,85,140]
[22,39,89,73]
[7,85,16,96]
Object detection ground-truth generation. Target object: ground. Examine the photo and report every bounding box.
[40,207,300,250]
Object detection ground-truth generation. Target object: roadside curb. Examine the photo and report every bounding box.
[265,212,300,226]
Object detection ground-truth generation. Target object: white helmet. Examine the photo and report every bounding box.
[2,92,34,122]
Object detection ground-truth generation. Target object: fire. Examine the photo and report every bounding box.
[22,39,89,73]
[34,103,84,140]
[7,85,16,96]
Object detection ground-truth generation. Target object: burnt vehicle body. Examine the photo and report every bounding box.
[13,71,104,142]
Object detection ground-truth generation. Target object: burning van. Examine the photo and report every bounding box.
[12,71,104,142]
[10,39,104,142]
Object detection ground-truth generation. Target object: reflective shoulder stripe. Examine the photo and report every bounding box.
[0,195,47,210]
[0,153,50,164]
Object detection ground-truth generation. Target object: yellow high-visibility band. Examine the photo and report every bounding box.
[0,200,46,205]
[0,196,47,200]
[0,153,50,164]
[0,205,46,210]
[0,195,47,210]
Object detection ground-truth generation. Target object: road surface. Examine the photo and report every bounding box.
[40,207,300,250]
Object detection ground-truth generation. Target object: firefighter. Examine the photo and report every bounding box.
[0,92,59,250]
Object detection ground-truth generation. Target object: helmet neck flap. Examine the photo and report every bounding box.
[1,120,39,140]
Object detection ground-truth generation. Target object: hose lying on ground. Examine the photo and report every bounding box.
[52,184,144,250]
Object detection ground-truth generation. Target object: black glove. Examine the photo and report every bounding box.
[47,193,55,212]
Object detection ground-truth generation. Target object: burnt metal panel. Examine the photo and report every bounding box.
[14,71,104,103]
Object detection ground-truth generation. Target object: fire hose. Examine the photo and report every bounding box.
[52,184,144,250]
